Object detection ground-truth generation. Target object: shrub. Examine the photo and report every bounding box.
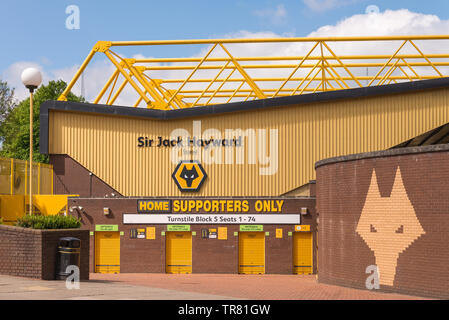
[0,217,3,225]
[16,215,81,229]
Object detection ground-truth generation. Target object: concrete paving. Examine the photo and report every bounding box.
[0,274,237,300]
[91,273,432,300]
[0,273,433,300]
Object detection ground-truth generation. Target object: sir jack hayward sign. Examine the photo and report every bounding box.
[137,120,279,176]
[123,199,301,225]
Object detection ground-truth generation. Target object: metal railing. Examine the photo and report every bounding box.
[58,35,449,110]
[0,158,80,223]
[0,157,53,195]
[0,158,55,224]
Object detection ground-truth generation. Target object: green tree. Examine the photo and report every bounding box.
[0,79,16,124]
[0,80,84,163]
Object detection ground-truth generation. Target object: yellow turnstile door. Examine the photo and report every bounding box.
[95,231,120,273]
[293,232,313,274]
[166,232,192,274]
[238,232,265,274]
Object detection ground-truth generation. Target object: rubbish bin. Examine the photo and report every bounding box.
[56,237,81,280]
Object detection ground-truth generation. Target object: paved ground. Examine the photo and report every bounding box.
[0,274,236,300]
[0,273,431,300]
[89,273,429,300]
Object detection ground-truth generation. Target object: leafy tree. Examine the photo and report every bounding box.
[0,80,84,163]
[0,80,16,124]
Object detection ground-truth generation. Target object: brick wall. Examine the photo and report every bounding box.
[0,225,42,278]
[50,154,121,198]
[0,224,90,280]
[315,146,449,299]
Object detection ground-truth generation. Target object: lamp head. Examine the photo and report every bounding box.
[21,68,42,92]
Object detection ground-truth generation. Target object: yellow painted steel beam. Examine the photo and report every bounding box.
[401,58,421,79]
[141,73,190,109]
[273,41,320,97]
[135,53,449,63]
[94,69,120,104]
[398,65,413,82]
[409,40,444,77]
[368,40,408,87]
[108,76,129,105]
[106,69,121,105]
[127,65,167,108]
[226,81,246,103]
[299,68,322,95]
[58,48,96,101]
[108,35,449,46]
[140,61,449,70]
[164,75,443,83]
[321,41,363,88]
[103,50,151,105]
[378,59,402,86]
[291,60,321,95]
[133,96,143,108]
[58,36,449,109]
[192,61,231,106]
[323,59,349,89]
[320,42,326,92]
[166,43,218,107]
[219,43,266,99]
[205,68,237,105]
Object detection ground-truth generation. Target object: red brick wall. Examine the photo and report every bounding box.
[0,225,90,280]
[0,225,42,278]
[316,147,449,299]
[68,197,317,275]
[40,229,90,280]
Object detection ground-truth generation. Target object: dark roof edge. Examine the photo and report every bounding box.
[40,77,449,154]
[315,143,449,169]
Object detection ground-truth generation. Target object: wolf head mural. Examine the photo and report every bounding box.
[356,167,425,286]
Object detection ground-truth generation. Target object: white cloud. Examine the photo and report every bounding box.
[309,9,449,37]
[253,4,287,25]
[2,9,449,107]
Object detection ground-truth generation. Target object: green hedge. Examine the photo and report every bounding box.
[16,215,81,229]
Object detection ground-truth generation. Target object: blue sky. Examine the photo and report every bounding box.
[1,0,449,101]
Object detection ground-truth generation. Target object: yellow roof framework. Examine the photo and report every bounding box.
[58,35,449,110]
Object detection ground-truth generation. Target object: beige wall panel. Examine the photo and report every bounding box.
[49,88,449,196]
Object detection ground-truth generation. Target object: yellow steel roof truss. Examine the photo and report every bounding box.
[58,35,449,109]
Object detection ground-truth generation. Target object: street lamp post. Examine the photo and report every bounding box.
[21,68,42,215]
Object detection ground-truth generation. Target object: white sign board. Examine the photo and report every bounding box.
[123,214,300,225]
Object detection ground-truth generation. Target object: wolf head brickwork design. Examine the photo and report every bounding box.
[356,167,425,286]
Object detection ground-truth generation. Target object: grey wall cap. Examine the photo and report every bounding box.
[315,143,449,169]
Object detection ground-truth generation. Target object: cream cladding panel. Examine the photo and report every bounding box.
[49,88,449,196]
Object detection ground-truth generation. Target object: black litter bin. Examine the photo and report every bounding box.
[56,237,81,280]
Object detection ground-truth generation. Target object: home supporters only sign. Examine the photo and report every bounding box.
[122,199,303,225]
